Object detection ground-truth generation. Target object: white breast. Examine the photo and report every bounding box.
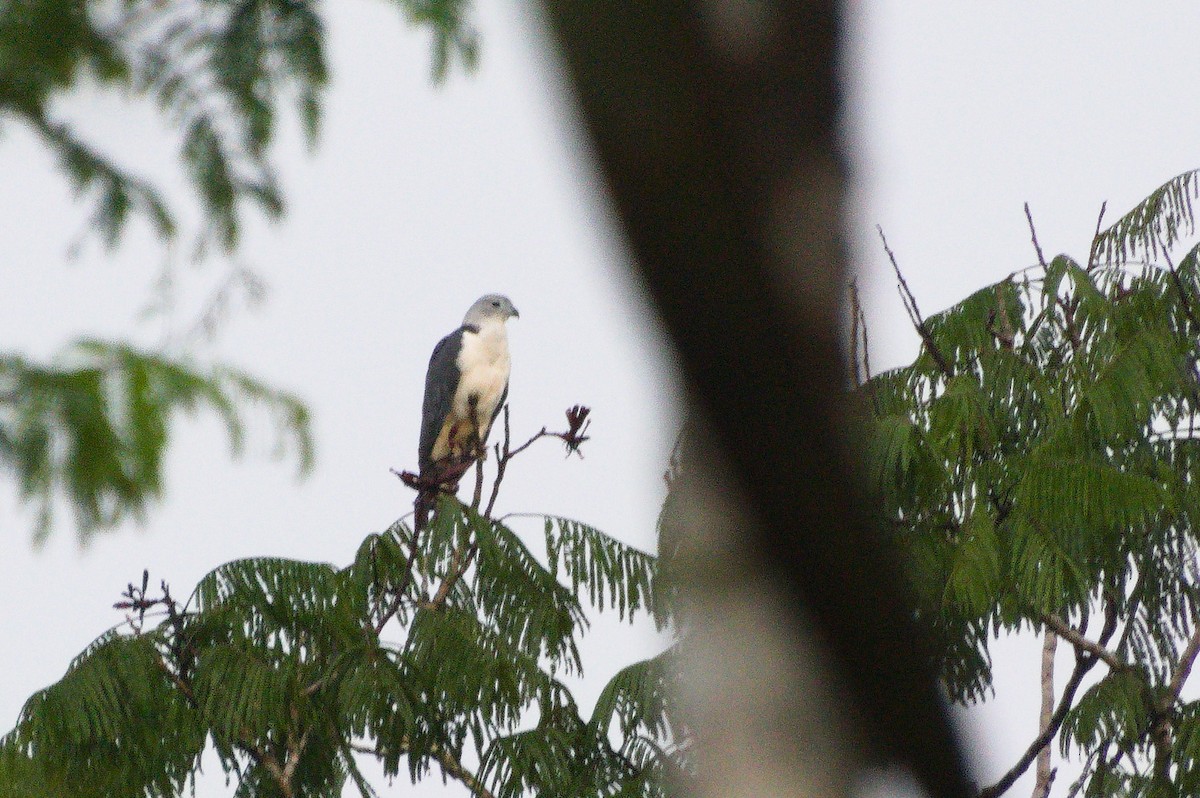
[453,318,511,427]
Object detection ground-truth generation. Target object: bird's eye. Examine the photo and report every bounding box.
[491,301,500,307]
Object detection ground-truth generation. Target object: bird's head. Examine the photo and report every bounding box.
[464,294,520,326]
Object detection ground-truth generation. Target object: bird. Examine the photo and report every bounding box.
[414,294,520,530]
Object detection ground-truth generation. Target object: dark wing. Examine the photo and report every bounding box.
[418,327,465,474]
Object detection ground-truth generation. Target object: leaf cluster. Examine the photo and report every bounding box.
[0,499,680,797]
[861,171,1200,795]
[0,339,311,543]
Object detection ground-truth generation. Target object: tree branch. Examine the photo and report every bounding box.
[260,744,294,798]
[434,745,497,798]
[426,541,478,611]
[850,277,868,387]
[471,457,485,511]
[373,525,424,635]
[351,739,496,798]
[1041,614,1126,672]
[485,405,539,518]
[1087,201,1107,271]
[978,655,1091,798]
[484,405,590,517]
[993,284,1015,350]
[1164,623,1200,709]
[980,602,1119,798]
[878,225,952,377]
[282,708,310,786]
[1031,628,1057,798]
[1024,202,1048,269]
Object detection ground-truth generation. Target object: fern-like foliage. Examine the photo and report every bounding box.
[1094,170,1200,266]
[861,175,1200,795]
[0,0,477,254]
[1,497,682,797]
[0,339,312,542]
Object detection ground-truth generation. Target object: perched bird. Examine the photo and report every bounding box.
[415,294,519,529]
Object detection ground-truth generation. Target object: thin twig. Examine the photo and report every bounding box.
[373,526,424,635]
[485,405,550,518]
[878,226,952,377]
[1087,201,1108,271]
[1024,203,1048,269]
[849,277,872,385]
[1063,747,1100,798]
[471,457,485,511]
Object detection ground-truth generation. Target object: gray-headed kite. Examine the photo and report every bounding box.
[414,294,519,527]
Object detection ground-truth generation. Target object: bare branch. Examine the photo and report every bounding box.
[860,302,872,382]
[471,457,485,511]
[850,278,862,387]
[850,286,861,387]
[878,225,952,377]
[1087,201,1107,271]
[1063,748,1101,798]
[978,655,1090,798]
[351,739,495,798]
[980,602,1118,798]
[485,405,520,517]
[1041,614,1126,672]
[484,405,590,517]
[1031,628,1057,798]
[1024,202,1048,269]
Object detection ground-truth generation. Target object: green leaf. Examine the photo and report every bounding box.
[543,516,658,624]
[0,340,313,543]
[1094,169,1200,265]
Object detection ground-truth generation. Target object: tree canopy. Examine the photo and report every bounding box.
[0,412,685,797]
[0,5,693,797]
[858,169,1200,797]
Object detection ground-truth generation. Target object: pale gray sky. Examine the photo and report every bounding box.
[5,1,1200,796]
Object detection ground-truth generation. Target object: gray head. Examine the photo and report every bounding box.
[463,294,519,326]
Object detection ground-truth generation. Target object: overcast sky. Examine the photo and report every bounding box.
[5,1,1200,796]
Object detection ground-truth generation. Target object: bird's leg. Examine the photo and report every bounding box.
[465,394,487,461]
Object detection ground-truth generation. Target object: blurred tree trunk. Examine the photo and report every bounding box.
[540,3,973,797]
